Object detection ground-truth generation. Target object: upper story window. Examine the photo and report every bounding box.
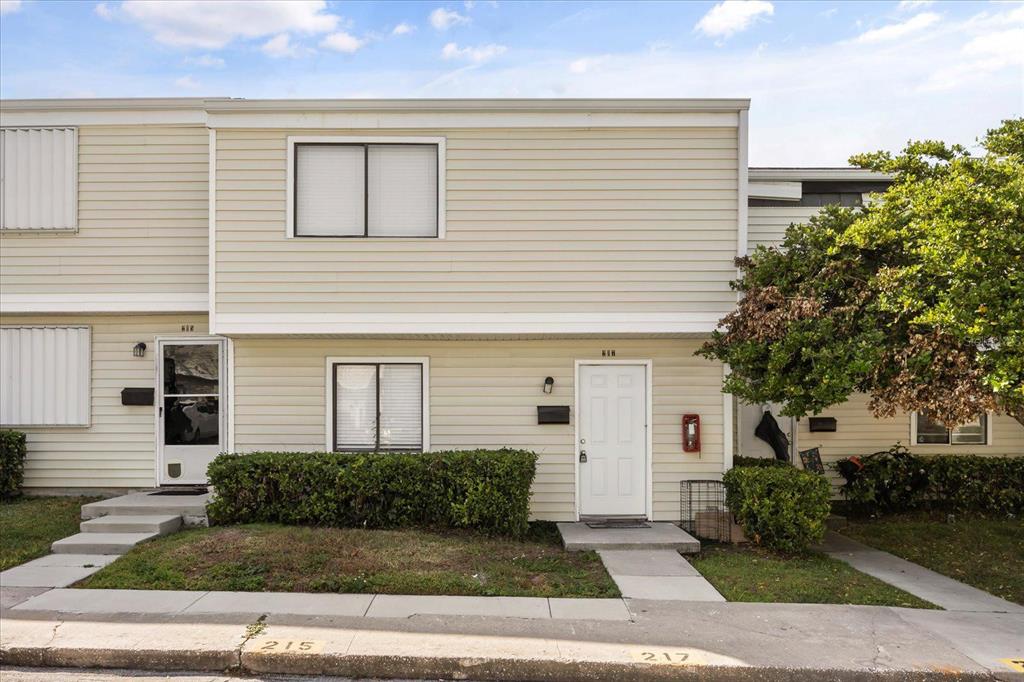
[0,127,78,231]
[288,137,444,239]
[913,410,988,445]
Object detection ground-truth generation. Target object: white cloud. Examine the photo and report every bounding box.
[94,2,114,19]
[897,0,934,11]
[392,22,415,35]
[174,75,200,90]
[695,1,774,39]
[184,54,226,68]
[321,31,365,53]
[119,0,340,49]
[921,27,1024,92]
[568,55,609,74]
[430,7,470,30]
[441,42,506,63]
[854,12,940,43]
[261,34,301,58]
[0,0,22,16]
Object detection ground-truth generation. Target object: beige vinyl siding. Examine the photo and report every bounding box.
[0,125,208,294]
[748,205,821,251]
[232,337,726,521]
[0,313,209,489]
[215,128,739,322]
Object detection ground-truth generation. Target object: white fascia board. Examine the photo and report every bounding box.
[749,168,892,182]
[1,293,208,314]
[208,110,740,130]
[213,312,723,336]
[749,181,802,200]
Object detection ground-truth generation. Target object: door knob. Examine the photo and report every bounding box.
[579,450,587,463]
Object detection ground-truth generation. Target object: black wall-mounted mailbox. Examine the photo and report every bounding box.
[537,405,570,425]
[808,417,837,432]
[121,387,154,406]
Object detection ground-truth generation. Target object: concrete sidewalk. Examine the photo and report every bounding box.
[3,587,1022,680]
[822,532,1024,614]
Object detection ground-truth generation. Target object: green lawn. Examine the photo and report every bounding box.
[0,496,98,570]
[839,513,1023,605]
[690,544,936,608]
[78,522,619,598]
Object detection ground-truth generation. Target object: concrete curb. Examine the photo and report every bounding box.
[0,647,1003,681]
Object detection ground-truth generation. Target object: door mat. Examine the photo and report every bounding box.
[150,486,208,496]
[585,519,651,529]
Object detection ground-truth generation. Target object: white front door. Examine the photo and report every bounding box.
[157,338,226,485]
[578,363,647,517]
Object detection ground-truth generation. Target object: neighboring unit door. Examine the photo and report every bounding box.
[578,363,647,517]
[157,338,226,485]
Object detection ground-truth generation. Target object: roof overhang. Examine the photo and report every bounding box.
[749,167,891,182]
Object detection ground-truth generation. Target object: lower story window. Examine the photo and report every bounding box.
[914,410,988,445]
[333,362,424,451]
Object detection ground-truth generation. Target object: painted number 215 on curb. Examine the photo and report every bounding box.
[250,638,325,654]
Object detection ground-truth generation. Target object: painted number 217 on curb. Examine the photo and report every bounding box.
[632,651,691,664]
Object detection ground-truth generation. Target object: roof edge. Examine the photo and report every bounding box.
[750,167,892,181]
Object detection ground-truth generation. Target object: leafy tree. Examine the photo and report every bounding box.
[699,119,1024,427]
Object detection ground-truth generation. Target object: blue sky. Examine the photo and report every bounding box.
[1,0,1021,164]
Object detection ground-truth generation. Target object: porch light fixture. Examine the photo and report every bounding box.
[543,376,554,394]
[133,342,147,358]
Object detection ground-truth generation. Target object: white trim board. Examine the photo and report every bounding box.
[1,293,208,314]
[286,135,447,240]
[213,312,723,336]
[573,359,654,522]
[323,355,431,453]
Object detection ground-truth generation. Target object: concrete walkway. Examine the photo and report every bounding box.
[598,549,725,601]
[2,587,1022,679]
[822,531,1024,614]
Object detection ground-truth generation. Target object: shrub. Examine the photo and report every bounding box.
[839,445,1024,516]
[206,449,538,537]
[0,430,27,500]
[724,465,831,553]
[733,455,791,468]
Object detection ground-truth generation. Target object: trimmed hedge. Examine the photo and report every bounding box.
[206,449,538,537]
[839,446,1024,516]
[733,455,792,468]
[723,465,831,553]
[0,430,27,500]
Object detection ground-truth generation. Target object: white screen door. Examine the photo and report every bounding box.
[578,363,647,517]
[157,338,226,485]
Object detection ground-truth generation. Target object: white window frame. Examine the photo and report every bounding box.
[0,126,79,232]
[324,356,430,452]
[910,411,993,446]
[287,136,446,240]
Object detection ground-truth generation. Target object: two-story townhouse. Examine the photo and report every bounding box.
[1,98,748,521]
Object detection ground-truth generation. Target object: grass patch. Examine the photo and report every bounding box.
[839,513,1023,605]
[690,544,936,608]
[78,522,619,598]
[0,496,98,570]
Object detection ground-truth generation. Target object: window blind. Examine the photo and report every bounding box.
[295,145,364,236]
[0,326,90,426]
[379,364,423,449]
[335,364,377,449]
[1,127,77,230]
[367,145,437,237]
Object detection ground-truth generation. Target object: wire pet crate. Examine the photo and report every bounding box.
[680,479,731,543]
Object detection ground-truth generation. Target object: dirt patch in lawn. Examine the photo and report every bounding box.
[77,522,619,598]
[839,512,1023,605]
[690,544,936,608]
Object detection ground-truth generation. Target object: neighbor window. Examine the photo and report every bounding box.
[1,127,78,230]
[0,326,90,426]
[333,362,424,451]
[914,410,987,445]
[294,142,438,238]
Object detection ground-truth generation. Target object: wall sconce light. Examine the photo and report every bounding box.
[543,376,554,394]
[133,342,147,358]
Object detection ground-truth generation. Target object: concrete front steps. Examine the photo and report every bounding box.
[50,489,210,556]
